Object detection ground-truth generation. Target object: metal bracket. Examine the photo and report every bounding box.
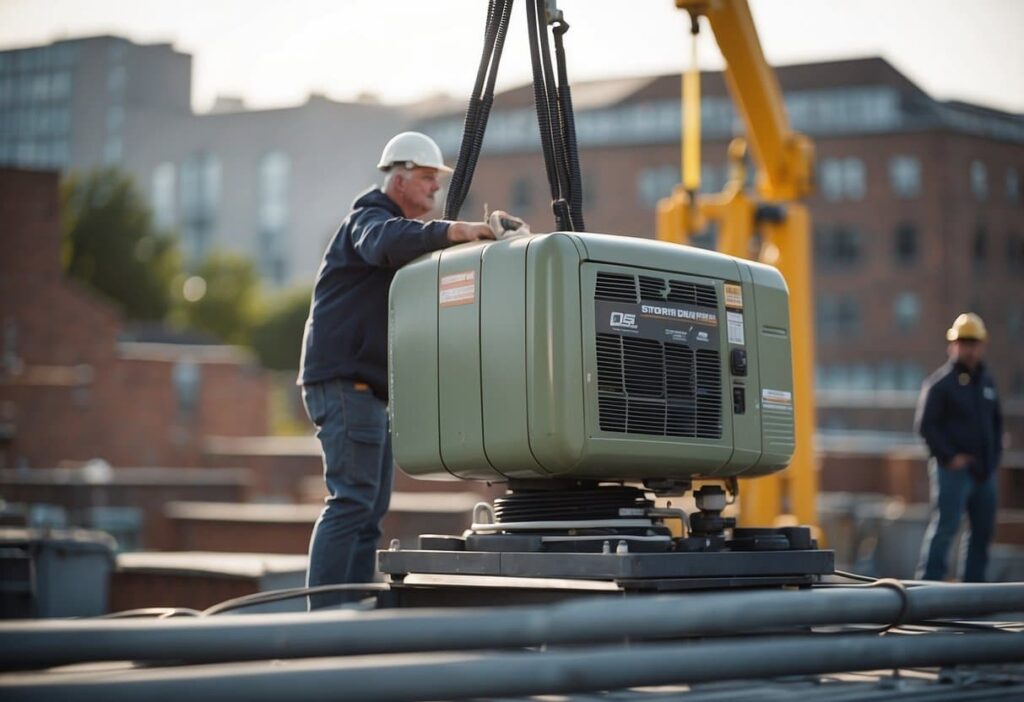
[544,0,563,24]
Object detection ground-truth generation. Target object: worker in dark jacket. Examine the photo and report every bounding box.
[915,313,1003,582]
[298,132,495,608]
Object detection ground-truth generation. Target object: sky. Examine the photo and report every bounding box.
[1,0,1022,114]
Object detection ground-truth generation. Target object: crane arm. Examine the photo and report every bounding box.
[678,0,814,201]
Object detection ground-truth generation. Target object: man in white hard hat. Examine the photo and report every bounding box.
[297,132,495,608]
[915,313,1003,581]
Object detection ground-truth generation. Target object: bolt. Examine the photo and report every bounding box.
[616,540,629,555]
[389,538,401,551]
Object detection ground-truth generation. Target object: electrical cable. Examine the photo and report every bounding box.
[444,0,513,220]
[524,0,562,223]
[97,607,201,619]
[201,582,389,616]
[551,16,584,230]
[832,568,881,583]
[443,0,497,218]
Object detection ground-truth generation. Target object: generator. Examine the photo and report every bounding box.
[382,232,831,603]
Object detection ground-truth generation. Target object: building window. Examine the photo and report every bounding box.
[969,160,987,201]
[893,292,920,332]
[1009,307,1024,341]
[1008,232,1024,271]
[106,105,124,133]
[888,155,921,198]
[820,158,843,201]
[172,361,201,419]
[893,222,918,266]
[636,166,678,206]
[107,64,126,96]
[819,157,865,201]
[1008,167,1020,204]
[843,158,866,200]
[876,361,898,390]
[511,177,533,211]
[816,294,860,341]
[1011,371,1024,399]
[972,222,987,267]
[897,362,924,391]
[103,136,122,164]
[180,152,221,265]
[258,151,290,284]
[51,139,69,167]
[152,162,176,230]
[815,225,862,268]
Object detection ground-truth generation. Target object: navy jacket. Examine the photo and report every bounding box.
[298,187,452,399]
[915,360,1003,481]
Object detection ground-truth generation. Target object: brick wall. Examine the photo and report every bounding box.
[0,167,270,469]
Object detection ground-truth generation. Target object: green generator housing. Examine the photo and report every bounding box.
[388,232,795,482]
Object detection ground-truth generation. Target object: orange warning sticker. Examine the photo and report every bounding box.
[439,270,476,307]
[724,283,743,309]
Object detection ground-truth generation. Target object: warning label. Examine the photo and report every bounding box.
[724,283,743,309]
[727,311,745,346]
[439,270,476,307]
[762,388,793,412]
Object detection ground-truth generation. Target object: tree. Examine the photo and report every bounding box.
[171,252,262,345]
[61,168,180,320]
[249,286,312,370]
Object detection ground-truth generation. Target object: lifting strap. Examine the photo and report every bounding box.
[444,0,514,221]
[444,0,585,232]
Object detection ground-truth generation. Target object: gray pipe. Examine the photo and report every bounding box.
[1,583,1022,671]
[2,631,1022,702]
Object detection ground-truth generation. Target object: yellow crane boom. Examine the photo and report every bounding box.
[658,0,818,529]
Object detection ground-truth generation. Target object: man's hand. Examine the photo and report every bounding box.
[948,453,974,470]
[447,221,495,243]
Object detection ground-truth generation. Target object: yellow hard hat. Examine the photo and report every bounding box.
[946,313,987,342]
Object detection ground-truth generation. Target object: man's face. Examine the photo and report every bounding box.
[950,339,985,369]
[394,167,441,219]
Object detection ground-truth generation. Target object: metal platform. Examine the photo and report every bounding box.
[379,547,834,606]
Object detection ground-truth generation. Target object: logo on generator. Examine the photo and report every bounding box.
[609,311,638,330]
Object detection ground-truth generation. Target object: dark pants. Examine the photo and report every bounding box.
[917,458,997,582]
[302,379,393,609]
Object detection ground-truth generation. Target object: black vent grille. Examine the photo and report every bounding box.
[595,272,637,302]
[638,275,717,309]
[596,333,722,439]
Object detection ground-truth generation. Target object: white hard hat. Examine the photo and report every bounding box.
[376,131,452,173]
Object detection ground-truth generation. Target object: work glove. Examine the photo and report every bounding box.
[487,209,531,240]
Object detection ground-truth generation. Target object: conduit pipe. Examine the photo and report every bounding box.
[3,632,1023,702]
[1,583,1022,671]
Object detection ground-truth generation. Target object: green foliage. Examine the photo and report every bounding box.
[249,286,312,371]
[61,168,180,320]
[171,252,263,345]
[60,167,310,373]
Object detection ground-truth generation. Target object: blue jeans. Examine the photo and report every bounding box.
[302,379,393,609]
[917,458,997,582]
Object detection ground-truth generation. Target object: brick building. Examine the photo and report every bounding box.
[417,57,1024,452]
[0,167,270,468]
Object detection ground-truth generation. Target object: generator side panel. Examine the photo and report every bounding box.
[479,238,548,479]
[437,243,503,480]
[389,251,450,479]
[748,262,796,473]
[717,267,764,476]
[525,234,588,474]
